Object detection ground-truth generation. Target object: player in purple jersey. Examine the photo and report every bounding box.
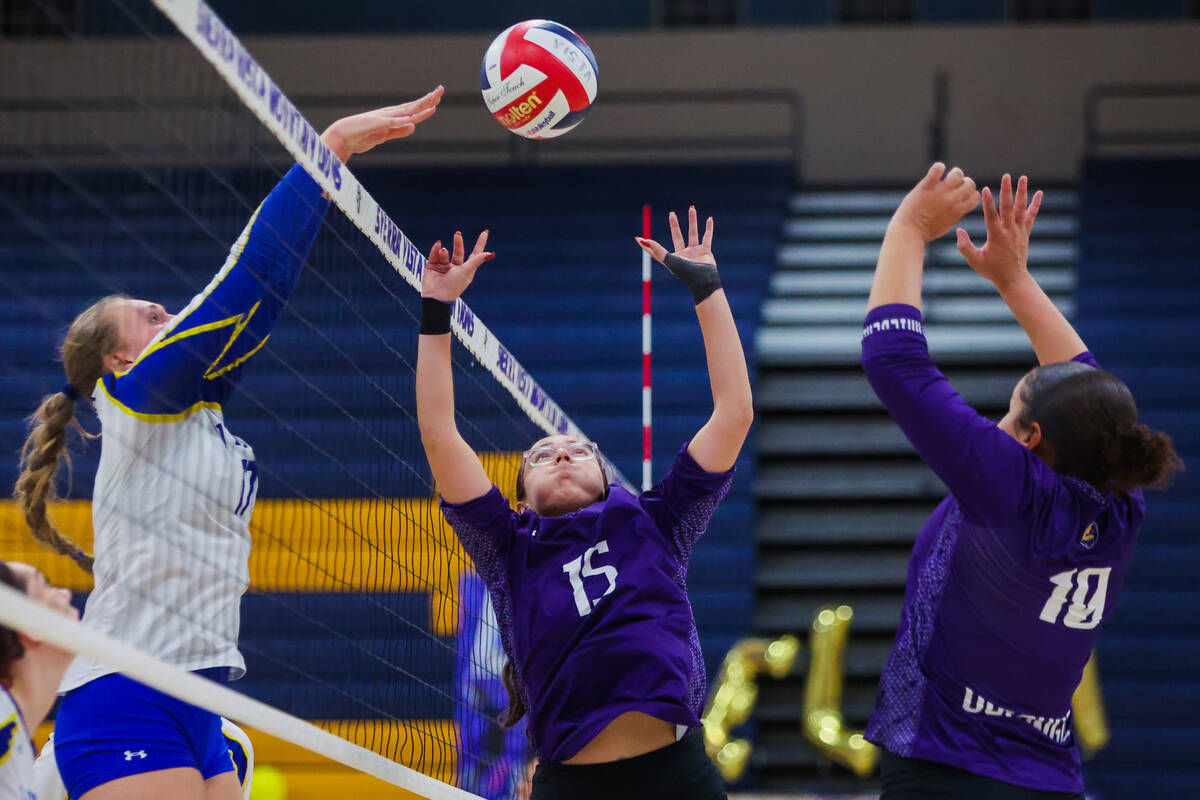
[862,164,1183,799]
[416,207,752,800]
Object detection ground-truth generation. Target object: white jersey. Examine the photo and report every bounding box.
[34,718,254,800]
[60,165,330,693]
[0,689,35,800]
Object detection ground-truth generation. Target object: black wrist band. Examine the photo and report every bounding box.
[420,297,453,335]
[663,254,722,304]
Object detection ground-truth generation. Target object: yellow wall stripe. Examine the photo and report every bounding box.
[0,451,523,636]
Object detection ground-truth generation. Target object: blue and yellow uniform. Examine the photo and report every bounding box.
[54,165,329,799]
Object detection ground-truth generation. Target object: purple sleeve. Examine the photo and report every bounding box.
[860,304,1051,523]
[440,486,518,586]
[639,444,735,562]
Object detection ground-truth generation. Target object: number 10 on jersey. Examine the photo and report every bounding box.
[1039,567,1111,630]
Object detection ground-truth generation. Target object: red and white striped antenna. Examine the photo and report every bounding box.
[641,204,653,491]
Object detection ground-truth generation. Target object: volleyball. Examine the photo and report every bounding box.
[480,20,598,139]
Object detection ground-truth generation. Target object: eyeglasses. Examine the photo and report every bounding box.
[522,440,599,468]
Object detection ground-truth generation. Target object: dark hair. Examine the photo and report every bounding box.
[499,660,526,728]
[0,563,28,686]
[14,295,126,574]
[1017,362,1184,495]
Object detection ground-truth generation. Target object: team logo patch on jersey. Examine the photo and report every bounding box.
[1080,522,1098,550]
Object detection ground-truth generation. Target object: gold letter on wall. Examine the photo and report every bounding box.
[702,634,800,782]
[802,605,878,778]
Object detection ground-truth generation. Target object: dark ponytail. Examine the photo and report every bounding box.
[1099,423,1183,494]
[1018,362,1184,494]
[499,659,526,728]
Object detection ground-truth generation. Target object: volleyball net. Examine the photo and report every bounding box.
[0,1,628,797]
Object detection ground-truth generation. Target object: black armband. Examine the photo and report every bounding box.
[420,297,453,335]
[663,253,722,304]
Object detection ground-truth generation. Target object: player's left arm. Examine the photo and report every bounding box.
[636,207,753,473]
[955,174,1089,365]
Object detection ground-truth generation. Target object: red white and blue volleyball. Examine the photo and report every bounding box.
[481,20,598,140]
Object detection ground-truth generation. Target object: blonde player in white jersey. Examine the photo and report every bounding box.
[12,88,444,800]
[0,562,79,800]
[33,719,254,800]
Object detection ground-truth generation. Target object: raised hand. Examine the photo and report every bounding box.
[421,230,494,303]
[636,205,716,267]
[956,173,1043,290]
[891,162,980,243]
[320,86,445,164]
[635,206,722,304]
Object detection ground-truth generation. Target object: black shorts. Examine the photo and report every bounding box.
[879,749,1085,800]
[531,730,726,800]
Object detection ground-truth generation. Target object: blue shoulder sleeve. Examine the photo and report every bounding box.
[102,165,329,420]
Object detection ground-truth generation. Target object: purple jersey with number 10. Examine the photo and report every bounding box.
[860,304,1144,793]
[440,445,733,763]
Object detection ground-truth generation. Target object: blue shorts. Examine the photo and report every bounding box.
[54,669,235,799]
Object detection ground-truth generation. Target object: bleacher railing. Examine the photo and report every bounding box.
[1084,83,1200,153]
[0,89,805,177]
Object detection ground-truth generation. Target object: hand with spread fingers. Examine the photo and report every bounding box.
[421,230,494,303]
[320,85,445,165]
[956,173,1044,291]
[635,205,722,305]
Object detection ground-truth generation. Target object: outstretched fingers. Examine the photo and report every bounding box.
[1025,190,1043,233]
[470,230,490,259]
[687,206,699,247]
[956,227,981,262]
[702,215,715,250]
[999,173,1014,224]
[463,249,496,274]
[451,231,465,265]
[981,186,1000,231]
[635,236,669,264]
[394,85,445,116]
[1013,175,1029,223]
[668,211,685,251]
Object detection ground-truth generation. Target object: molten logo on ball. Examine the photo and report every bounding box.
[481,20,598,140]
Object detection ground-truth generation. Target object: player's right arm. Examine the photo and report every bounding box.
[104,91,444,417]
[956,173,1089,366]
[416,231,496,504]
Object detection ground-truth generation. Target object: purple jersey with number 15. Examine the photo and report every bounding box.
[440,445,733,763]
[860,304,1144,794]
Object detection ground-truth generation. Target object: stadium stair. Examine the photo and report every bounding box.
[750,183,1079,792]
[1070,158,1200,800]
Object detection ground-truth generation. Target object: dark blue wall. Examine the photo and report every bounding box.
[1075,158,1200,799]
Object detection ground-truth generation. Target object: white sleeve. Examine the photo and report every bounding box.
[31,737,66,800]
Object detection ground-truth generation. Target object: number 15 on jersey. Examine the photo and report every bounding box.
[562,540,618,618]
